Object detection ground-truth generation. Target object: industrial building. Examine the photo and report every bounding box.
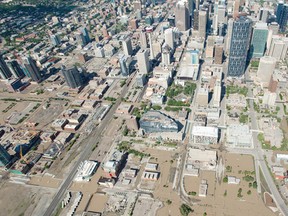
[74,160,99,182]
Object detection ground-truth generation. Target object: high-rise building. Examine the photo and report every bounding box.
[80,27,91,45]
[146,27,155,60]
[225,18,234,53]
[119,54,130,77]
[129,19,138,30]
[211,80,221,107]
[164,28,175,50]
[276,1,284,24]
[268,35,288,60]
[50,34,61,46]
[217,5,226,24]
[175,0,190,31]
[214,45,223,64]
[276,3,288,32]
[62,66,85,89]
[22,56,42,83]
[199,10,207,38]
[161,45,171,66]
[250,22,268,58]
[0,55,12,79]
[259,8,270,23]
[140,31,148,49]
[0,145,11,167]
[7,60,25,79]
[137,49,150,74]
[227,16,252,77]
[257,56,276,87]
[233,0,240,19]
[193,10,199,30]
[76,32,87,47]
[122,37,133,56]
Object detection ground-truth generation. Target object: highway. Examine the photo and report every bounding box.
[245,73,288,216]
[43,79,132,216]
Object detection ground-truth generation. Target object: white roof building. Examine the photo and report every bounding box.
[74,160,98,182]
[226,124,253,148]
[191,126,218,145]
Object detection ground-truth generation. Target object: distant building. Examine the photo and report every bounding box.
[50,34,61,46]
[259,8,270,23]
[80,27,91,45]
[276,3,288,33]
[0,145,11,166]
[199,10,207,38]
[62,66,86,89]
[0,55,12,79]
[22,56,42,83]
[196,87,209,106]
[214,45,223,64]
[119,54,130,77]
[268,36,288,60]
[226,124,253,148]
[139,110,179,133]
[7,60,25,79]
[191,126,219,145]
[122,37,133,56]
[139,31,148,49]
[227,16,252,77]
[211,80,221,108]
[164,28,175,50]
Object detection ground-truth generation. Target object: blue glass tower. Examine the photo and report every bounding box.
[250,22,268,58]
[0,145,11,166]
[277,3,288,33]
[228,16,252,77]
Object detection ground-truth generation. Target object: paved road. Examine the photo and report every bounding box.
[43,81,131,216]
[246,74,288,216]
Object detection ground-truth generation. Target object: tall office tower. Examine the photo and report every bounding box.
[233,0,240,19]
[227,16,252,77]
[212,15,218,35]
[199,10,207,38]
[129,19,138,30]
[0,55,12,79]
[175,0,190,31]
[259,8,269,23]
[76,32,87,47]
[195,0,199,10]
[276,1,284,24]
[225,18,234,53]
[62,66,85,89]
[122,37,133,56]
[277,3,288,32]
[7,60,25,79]
[268,36,288,60]
[211,80,221,108]
[217,5,226,24]
[133,1,141,10]
[0,145,11,167]
[214,45,224,64]
[137,49,150,74]
[139,31,148,49]
[50,34,61,46]
[146,27,155,60]
[119,54,129,77]
[102,26,109,38]
[257,56,276,87]
[80,27,91,44]
[161,45,171,66]
[250,22,268,58]
[164,28,175,50]
[22,56,42,83]
[193,10,199,30]
[268,22,280,34]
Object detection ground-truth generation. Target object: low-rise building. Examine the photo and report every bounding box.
[51,119,68,130]
[199,180,208,197]
[74,160,99,181]
[191,126,218,145]
[228,176,241,184]
[226,124,253,148]
[142,171,159,181]
[186,149,217,171]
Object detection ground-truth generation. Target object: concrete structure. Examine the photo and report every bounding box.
[228,16,252,77]
[139,31,148,49]
[139,111,179,133]
[199,180,208,197]
[196,87,209,106]
[142,171,159,181]
[257,56,276,87]
[211,80,221,108]
[191,126,218,145]
[226,124,253,148]
[228,176,241,184]
[187,148,217,171]
[214,45,223,64]
[250,22,268,58]
[175,0,190,31]
[137,49,150,74]
[122,37,133,56]
[268,36,288,61]
[164,28,175,50]
[199,10,207,38]
[259,8,270,23]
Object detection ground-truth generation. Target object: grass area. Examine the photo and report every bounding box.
[164,106,182,112]
[104,97,117,101]
[151,105,162,110]
[117,141,150,158]
[2,102,16,113]
[250,60,260,68]
[167,99,189,107]
[120,80,126,87]
[239,113,249,124]
[226,85,248,97]
[166,82,196,98]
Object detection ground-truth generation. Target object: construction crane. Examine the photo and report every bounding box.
[19,145,29,165]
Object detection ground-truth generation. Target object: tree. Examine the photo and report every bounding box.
[253,181,257,189]
[223,176,228,183]
[188,191,197,196]
[247,190,252,195]
[166,200,172,205]
[122,126,129,136]
[224,190,227,197]
[179,204,193,216]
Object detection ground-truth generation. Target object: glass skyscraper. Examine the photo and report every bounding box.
[228,16,252,77]
[250,22,268,58]
[0,145,11,167]
[276,3,288,33]
[62,66,85,89]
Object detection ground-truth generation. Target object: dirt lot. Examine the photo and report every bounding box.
[183,153,275,216]
[0,179,55,216]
